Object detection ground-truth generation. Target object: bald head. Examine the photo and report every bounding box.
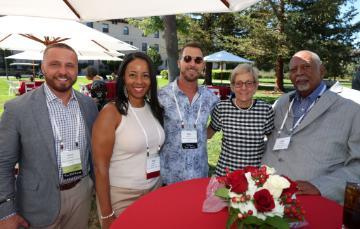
[289,50,325,97]
[292,50,322,65]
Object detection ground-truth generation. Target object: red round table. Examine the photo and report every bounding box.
[111,178,343,229]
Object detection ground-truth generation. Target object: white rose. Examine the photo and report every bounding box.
[264,165,276,175]
[263,175,290,198]
[245,172,258,196]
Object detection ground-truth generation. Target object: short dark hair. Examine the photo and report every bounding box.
[86,66,98,77]
[179,42,204,59]
[115,52,163,125]
[43,43,77,60]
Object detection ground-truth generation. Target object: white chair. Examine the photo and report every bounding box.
[79,83,90,96]
[7,81,19,95]
[24,82,36,93]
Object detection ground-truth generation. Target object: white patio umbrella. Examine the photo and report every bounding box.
[6,50,123,61]
[204,50,253,63]
[204,50,253,84]
[0,0,261,21]
[0,16,137,53]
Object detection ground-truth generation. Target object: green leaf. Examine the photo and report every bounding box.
[242,215,264,226]
[264,216,289,229]
[226,210,239,229]
[215,187,229,199]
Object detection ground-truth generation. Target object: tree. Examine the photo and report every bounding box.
[147,47,163,72]
[0,49,13,80]
[219,0,359,90]
[128,16,190,82]
[163,15,179,81]
[285,0,360,79]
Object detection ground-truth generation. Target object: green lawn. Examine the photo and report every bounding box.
[0,75,280,171]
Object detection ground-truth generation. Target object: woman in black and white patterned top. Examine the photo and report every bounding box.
[207,63,274,176]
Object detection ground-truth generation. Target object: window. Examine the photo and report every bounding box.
[153,44,160,52]
[142,43,147,52]
[142,32,147,37]
[123,26,129,35]
[154,31,159,38]
[102,23,109,33]
[86,22,93,28]
[125,41,133,45]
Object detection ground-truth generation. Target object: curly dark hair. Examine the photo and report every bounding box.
[115,52,163,126]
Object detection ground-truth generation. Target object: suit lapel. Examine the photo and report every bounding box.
[75,92,91,135]
[292,91,338,134]
[31,86,57,165]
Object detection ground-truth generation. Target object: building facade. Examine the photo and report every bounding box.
[85,20,168,71]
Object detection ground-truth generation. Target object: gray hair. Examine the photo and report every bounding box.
[230,63,259,84]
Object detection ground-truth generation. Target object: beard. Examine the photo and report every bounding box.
[295,82,310,92]
[181,67,202,82]
[45,75,77,93]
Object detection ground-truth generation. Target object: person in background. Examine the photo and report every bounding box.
[158,42,219,185]
[92,52,165,229]
[262,50,360,203]
[0,43,98,228]
[86,66,103,82]
[90,80,108,111]
[351,66,360,91]
[207,63,274,176]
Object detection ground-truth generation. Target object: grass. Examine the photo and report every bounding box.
[2,75,342,227]
[0,75,282,171]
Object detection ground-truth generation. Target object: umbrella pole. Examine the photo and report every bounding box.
[32,60,35,80]
[221,62,223,85]
[4,53,8,80]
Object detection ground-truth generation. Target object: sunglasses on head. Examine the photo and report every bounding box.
[182,55,204,64]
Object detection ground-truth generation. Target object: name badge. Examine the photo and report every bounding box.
[60,149,83,179]
[146,153,160,179]
[181,130,198,149]
[273,136,291,151]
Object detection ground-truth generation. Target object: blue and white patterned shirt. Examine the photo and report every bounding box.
[158,80,219,184]
[44,84,88,184]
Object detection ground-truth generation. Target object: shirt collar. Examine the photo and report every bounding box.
[44,83,77,103]
[295,81,326,102]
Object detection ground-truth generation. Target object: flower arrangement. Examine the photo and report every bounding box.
[215,165,305,229]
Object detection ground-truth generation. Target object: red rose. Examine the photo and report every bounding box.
[254,189,275,212]
[281,175,298,197]
[244,166,258,173]
[227,170,248,194]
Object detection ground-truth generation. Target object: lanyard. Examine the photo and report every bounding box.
[278,85,326,134]
[51,111,80,150]
[172,83,202,129]
[129,104,162,156]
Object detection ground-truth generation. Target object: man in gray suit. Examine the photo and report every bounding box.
[0,43,98,228]
[262,50,360,203]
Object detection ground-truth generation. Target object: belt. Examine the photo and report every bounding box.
[59,179,81,191]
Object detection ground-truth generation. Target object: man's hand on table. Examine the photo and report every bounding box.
[296,180,321,195]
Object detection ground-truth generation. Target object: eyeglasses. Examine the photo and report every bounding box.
[233,81,256,88]
[182,55,204,64]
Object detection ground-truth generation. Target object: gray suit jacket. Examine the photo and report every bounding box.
[262,89,360,203]
[0,85,98,227]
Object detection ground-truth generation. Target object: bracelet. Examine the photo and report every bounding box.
[0,212,16,221]
[100,210,115,220]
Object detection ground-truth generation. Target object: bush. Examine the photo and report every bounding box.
[212,70,231,80]
[160,70,168,79]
